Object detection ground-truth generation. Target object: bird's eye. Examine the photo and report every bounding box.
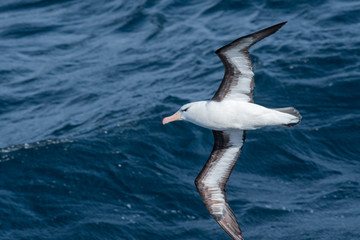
[182,107,189,112]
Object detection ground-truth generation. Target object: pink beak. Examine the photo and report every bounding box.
[162,111,181,125]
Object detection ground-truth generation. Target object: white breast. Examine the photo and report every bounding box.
[186,100,288,131]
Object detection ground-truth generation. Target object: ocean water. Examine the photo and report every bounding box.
[0,0,359,239]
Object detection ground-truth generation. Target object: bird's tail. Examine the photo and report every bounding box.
[274,107,302,127]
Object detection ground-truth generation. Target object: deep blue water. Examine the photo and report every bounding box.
[0,0,359,239]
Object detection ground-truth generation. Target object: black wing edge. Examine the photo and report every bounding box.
[211,21,287,102]
[195,130,246,240]
[215,21,287,55]
[195,130,245,189]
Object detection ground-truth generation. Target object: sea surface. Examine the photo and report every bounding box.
[0,0,359,239]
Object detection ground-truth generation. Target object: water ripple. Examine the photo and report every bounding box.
[0,0,359,239]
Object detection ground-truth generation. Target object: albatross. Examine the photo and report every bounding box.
[162,22,301,240]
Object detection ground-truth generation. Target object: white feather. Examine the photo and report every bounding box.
[181,100,298,131]
[223,49,254,101]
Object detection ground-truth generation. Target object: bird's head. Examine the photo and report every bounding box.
[162,102,201,125]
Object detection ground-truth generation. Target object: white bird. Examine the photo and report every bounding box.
[162,22,301,240]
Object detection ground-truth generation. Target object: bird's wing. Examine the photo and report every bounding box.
[212,22,287,103]
[195,130,246,240]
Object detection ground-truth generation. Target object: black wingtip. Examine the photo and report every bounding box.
[216,21,288,54]
[249,21,287,44]
[276,21,288,27]
[269,21,287,33]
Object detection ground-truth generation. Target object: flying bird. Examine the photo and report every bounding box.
[162,22,301,240]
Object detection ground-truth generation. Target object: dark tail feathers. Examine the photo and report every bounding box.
[274,107,302,127]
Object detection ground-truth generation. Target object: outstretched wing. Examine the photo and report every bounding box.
[195,130,246,240]
[212,22,287,103]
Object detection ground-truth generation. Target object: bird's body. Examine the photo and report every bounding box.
[180,100,300,130]
[162,22,301,240]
